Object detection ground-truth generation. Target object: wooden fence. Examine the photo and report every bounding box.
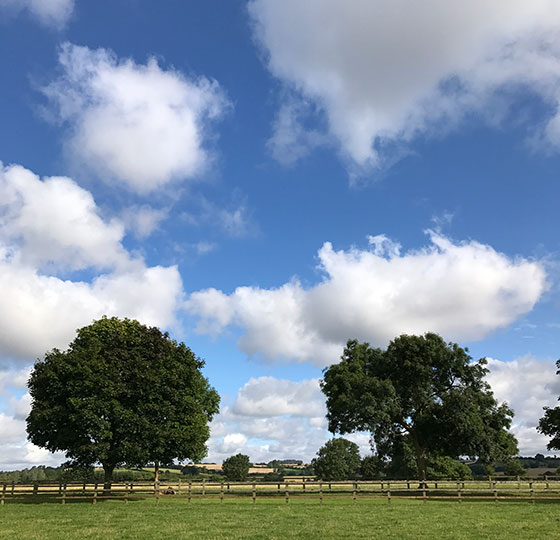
[1,478,560,505]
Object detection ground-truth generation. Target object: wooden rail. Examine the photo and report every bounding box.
[1,478,559,505]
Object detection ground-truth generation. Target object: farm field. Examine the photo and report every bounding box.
[0,498,559,540]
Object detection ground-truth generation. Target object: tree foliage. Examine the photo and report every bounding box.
[321,333,517,480]
[538,360,560,451]
[27,317,220,485]
[312,438,361,481]
[222,453,250,481]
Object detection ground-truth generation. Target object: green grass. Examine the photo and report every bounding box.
[1,498,559,539]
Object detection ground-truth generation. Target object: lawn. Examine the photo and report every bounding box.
[0,498,559,539]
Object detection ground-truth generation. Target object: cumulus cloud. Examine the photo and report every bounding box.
[207,376,371,463]
[0,0,73,28]
[186,232,546,365]
[0,163,184,364]
[249,0,560,170]
[0,164,128,271]
[232,377,325,417]
[121,205,167,239]
[486,355,560,456]
[43,43,229,193]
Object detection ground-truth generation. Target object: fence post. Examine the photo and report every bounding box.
[319,482,323,504]
[220,482,224,503]
[1,483,5,505]
[252,483,256,504]
[124,482,128,503]
[329,482,331,493]
[530,482,534,504]
[58,482,62,496]
[11,482,14,497]
[82,481,86,495]
[202,480,206,497]
[93,485,97,505]
[407,480,410,490]
[62,483,67,505]
[155,480,160,504]
[493,481,498,503]
[33,482,38,500]
[285,483,289,504]
[422,484,427,504]
[178,479,181,496]
[353,482,357,503]
[387,481,391,504]
[517,475,520,490]
[188,482,191,504]
[457,481,461,503]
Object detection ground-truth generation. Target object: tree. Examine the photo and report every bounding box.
[360,455,384,480]
[320,333,517,481]
[504,458,526,478]
[538,360,560,451]
[312,438,361,480]
[222,453,250,481]
[27,317,220,490]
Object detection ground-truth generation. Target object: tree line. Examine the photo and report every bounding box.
[23,318,560,486]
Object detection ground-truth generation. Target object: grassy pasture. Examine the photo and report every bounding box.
[0,498,559,539]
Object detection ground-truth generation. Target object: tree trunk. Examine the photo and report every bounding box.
[103,464,114,495]
[410,434,427,487]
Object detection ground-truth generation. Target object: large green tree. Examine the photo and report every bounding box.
[538,359,560,451]
[311,438,361,480]
[222,453,250,481]
[27,317,220,488]
[320,333,517,481]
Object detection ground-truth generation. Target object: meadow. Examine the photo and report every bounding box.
[0,497,559,540]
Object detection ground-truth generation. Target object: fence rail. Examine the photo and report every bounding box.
[2,478,560,505]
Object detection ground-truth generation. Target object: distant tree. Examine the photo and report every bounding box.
[27,317,220,491]
[360,455,384,480]
[222,453,250,481]
[312,438,361,481]
[538,360,560,451]
[321,334,518,481]
[426,456,472,480]
[504,458,526,478]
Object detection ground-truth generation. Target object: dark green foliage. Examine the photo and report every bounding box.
[503,458,527,477]
[222,453,250,481]
[360,455,385,480]
[321,333,517,480]
[538,359,560,450]
[426,456,473,480]
[26,316,220,483]
[312,438,361,480]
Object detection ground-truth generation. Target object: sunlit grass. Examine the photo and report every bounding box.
[1,497,559,539]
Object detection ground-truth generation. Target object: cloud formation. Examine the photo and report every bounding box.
[186,233,546,365]
[0,0,73,28]
[249,0,560,170]
[486,355,560,456]
[0,163,183,363]
[43,43,229,193]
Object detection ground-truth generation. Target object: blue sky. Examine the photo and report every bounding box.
[0,0,559,468]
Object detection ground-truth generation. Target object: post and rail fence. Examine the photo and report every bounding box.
[1,477,559,505]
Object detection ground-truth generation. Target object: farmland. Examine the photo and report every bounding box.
[1,497,559,540]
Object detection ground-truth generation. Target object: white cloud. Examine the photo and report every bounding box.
[0,0,73,28]
[486,355,560,456]
[0,164,128,271]
[43,43,229,193]
[249,0,560,170]
[121,205,167,239]
[207,376,369,463]
[0,162,184,364]
[233,377,325,417]
[0,367,30,393]
[186,232,546,365]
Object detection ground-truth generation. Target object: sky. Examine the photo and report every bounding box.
[0,0,560,469]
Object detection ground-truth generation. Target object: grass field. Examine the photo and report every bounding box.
[1,498,559,539]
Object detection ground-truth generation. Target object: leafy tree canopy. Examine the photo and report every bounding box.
[538,359,560,451]
[222,453,250,481]
[320,333,517,480]
[312,438,361,481]
[27,316,220,485]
